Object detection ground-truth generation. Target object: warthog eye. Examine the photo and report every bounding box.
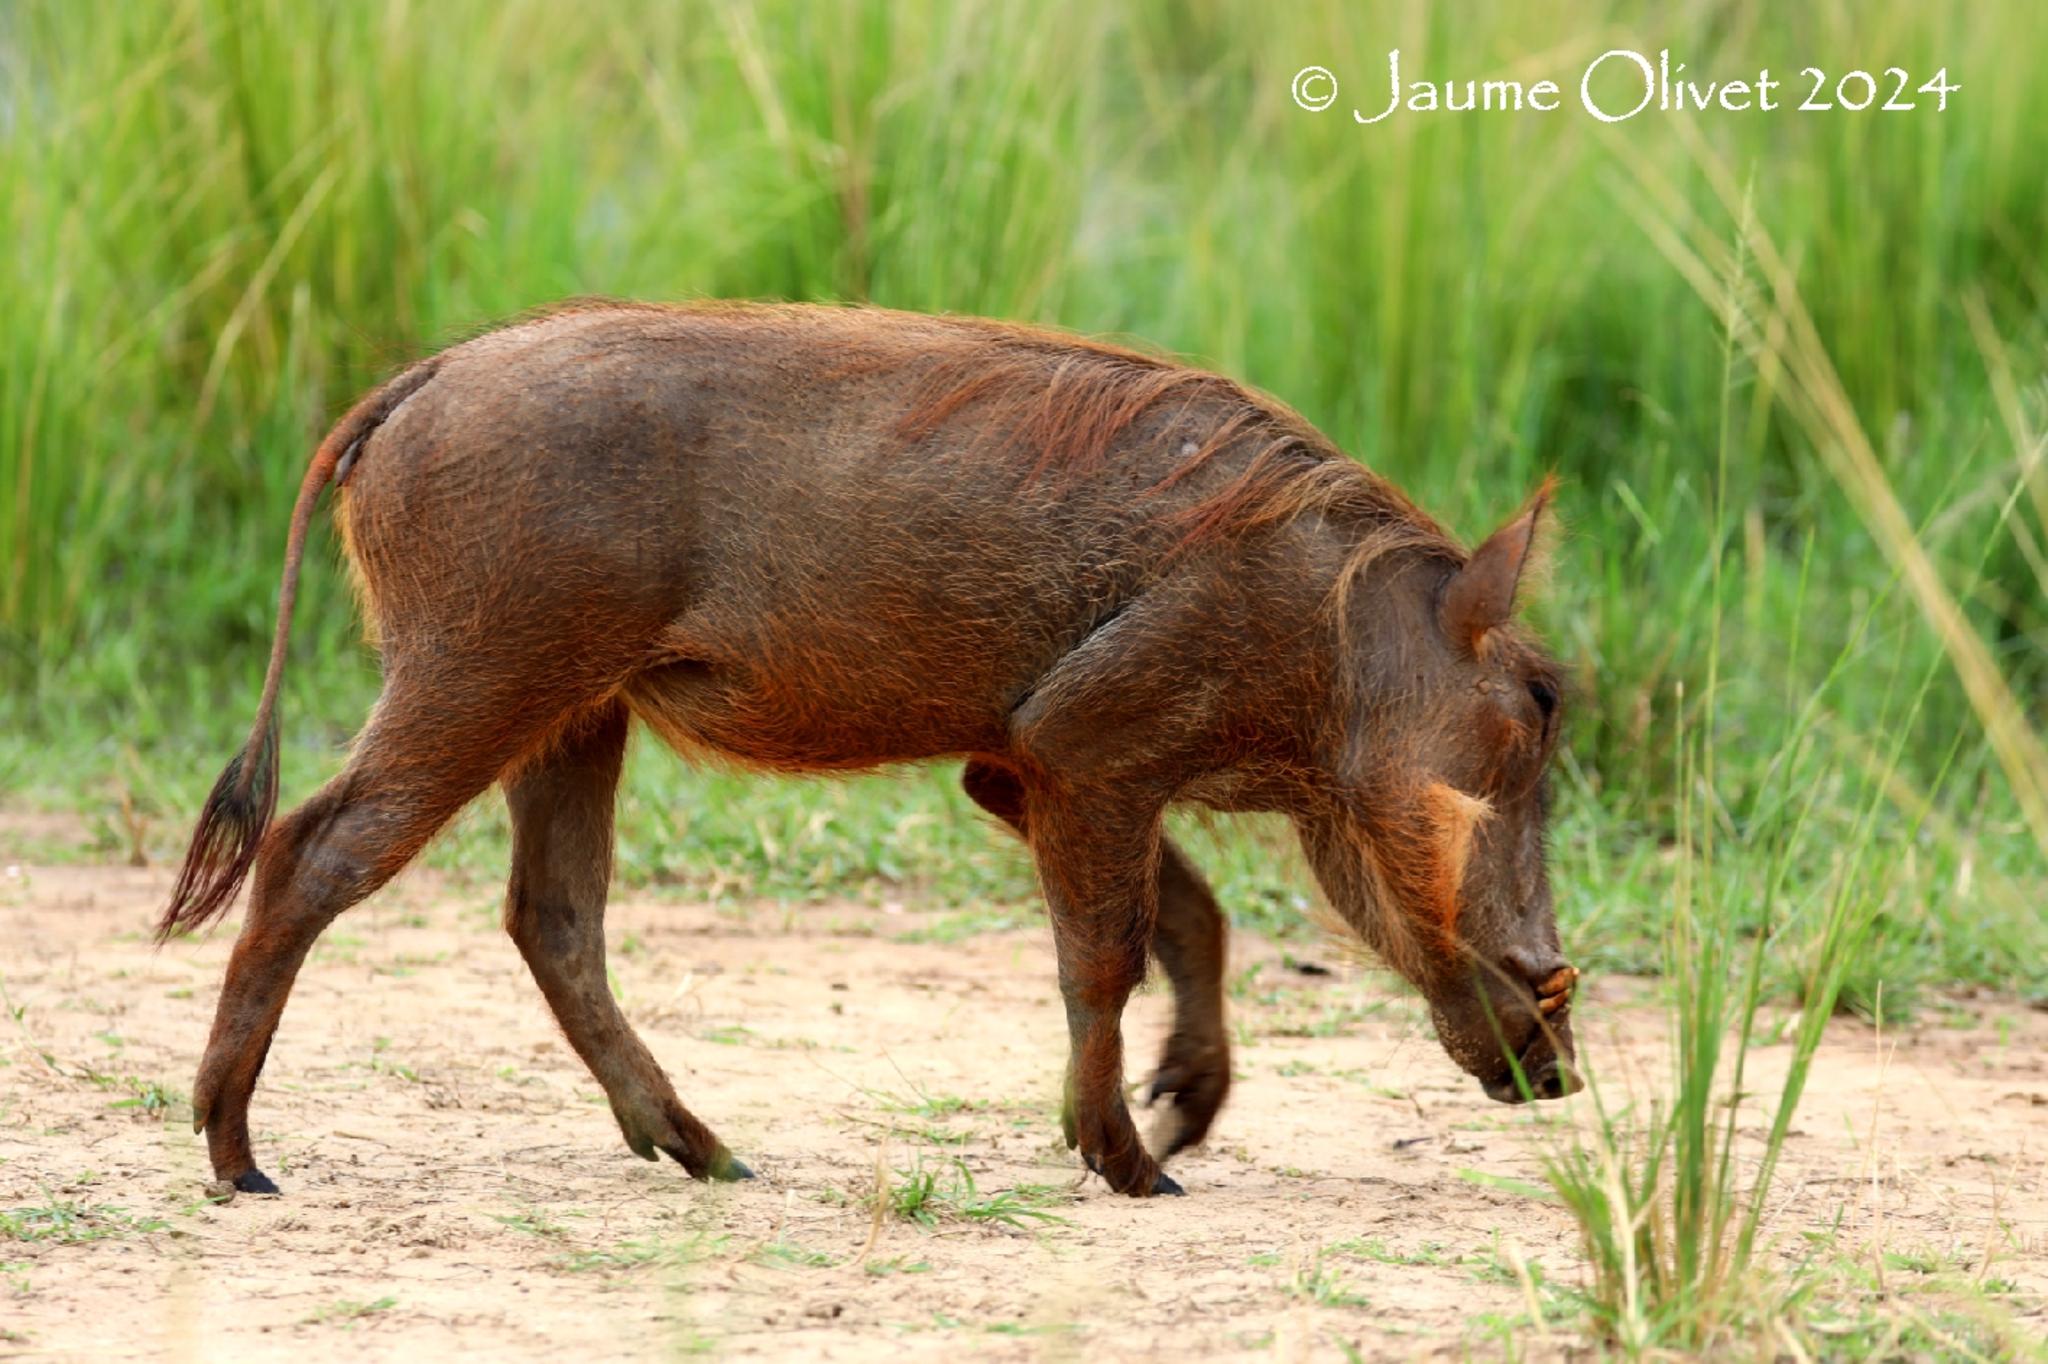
[1527,677,1558,719]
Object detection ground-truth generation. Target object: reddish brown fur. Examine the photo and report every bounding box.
[891,319,1455,553]
[161,302,1577,1201]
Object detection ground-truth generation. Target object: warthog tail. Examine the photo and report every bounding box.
[156,358,439,941]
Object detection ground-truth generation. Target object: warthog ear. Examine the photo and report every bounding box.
[1440,481,1554,654]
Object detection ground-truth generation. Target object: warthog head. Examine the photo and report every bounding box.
[1300,484,1580,1103]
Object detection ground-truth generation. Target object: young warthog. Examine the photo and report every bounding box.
[162,302,1579,1199]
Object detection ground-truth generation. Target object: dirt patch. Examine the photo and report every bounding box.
[2,821,2043,1360]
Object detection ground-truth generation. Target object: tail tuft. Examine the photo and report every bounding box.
[156,714,280,942]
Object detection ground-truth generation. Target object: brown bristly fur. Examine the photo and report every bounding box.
[891,319,1459,555]
[1300,824,1434,987]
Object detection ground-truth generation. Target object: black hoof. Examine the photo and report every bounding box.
[710,1152,755,1182]
[667,1144,755,1182]
[232,1168,280,1195]
[1082,1154,1181,1197]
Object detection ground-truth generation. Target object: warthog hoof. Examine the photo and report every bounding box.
[1080,1148,1179,1197]
[1143,1039,1230,1160]
[656,1141,754,1183]
[232,1168,280,1195]
[705,1150,755,1182]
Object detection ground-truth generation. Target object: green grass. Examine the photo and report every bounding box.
[862,1255,931,1278]
[1287,1257,1372,1310]
[861,1085,984,1120]
[877,1157,1071,1231]
[747,1239,836,1270]
[303,1296,397,1328]
[491,1209,577,1241]
[55,1063,189,1123]
[553,1231,726,1277]
[1530,264,2048,1356]
[0,1202,170,1245]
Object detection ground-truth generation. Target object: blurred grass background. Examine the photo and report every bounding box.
[2,0,2043,1007]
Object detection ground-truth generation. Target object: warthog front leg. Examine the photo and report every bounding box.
[503,700,749,1182]
[1021,789,1181,1197]
[961,761,1231,1162]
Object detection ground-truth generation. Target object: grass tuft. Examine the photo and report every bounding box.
[873,1157,1070,1231]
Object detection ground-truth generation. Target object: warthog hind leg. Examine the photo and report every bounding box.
[503,699,749,1182]
[1142,839,1231,1159]
[192,674,573,1193]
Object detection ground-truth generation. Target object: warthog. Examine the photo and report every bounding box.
[161,302,1579,1199]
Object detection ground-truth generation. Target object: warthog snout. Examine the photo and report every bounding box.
[1478,951,1581,1104]
[1480,1034,1582,1104]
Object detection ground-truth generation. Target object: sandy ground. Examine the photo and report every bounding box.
[1,817,2044,1361]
